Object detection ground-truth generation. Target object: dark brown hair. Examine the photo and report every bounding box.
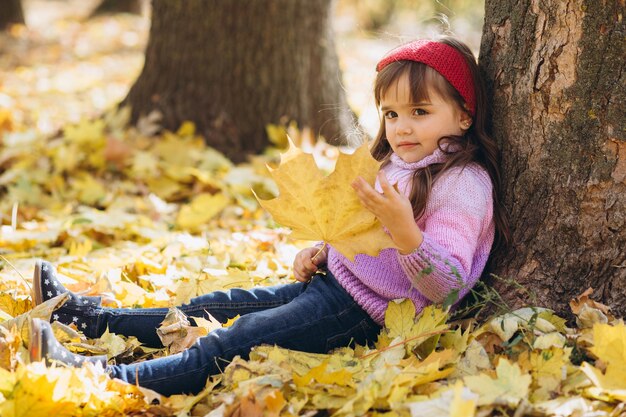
[370,36,510,252]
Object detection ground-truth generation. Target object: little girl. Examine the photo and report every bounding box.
[29,36,507,396]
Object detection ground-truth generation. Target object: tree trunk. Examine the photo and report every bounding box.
[90,0,142,17]
[125,0,356,162]
[481,0,626,318]
[0,0,25,30]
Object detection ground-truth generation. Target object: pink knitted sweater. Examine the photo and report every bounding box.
[328,149,495,324]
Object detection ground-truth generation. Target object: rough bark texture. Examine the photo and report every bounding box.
[125,0,355,162]
[480,0,626,318]
[90,0,142,16]
[0,0,25,30]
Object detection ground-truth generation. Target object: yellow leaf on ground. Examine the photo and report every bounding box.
[579,322,626,400]
[519,348,570,402]
[455,339,492,377]
[393,350,456,388]
[176,193,229,231]
[224,315,240,327]
[589,322,626,373]
[386,299,416,340]
[293,360,354,387]
[450,381,477,417]
[63,118,105,146]
[1,293,70,343]
[192,314,222,333]
[464,357,531,406]
[72,173,107,205]
[0,366,15,392]
[263,389,286,417]
[176,121,196,137]
[96,327,127,358]
[0,292,31,317]
[256,140,397,261]
[410,305,449,356]
[409,381,477,417]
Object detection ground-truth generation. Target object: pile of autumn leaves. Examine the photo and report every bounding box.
[0,113,625,417]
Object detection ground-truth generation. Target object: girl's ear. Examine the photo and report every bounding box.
[458,104,473,131]
[459,114,473,131]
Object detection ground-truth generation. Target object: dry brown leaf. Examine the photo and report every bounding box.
[569,287,612,317]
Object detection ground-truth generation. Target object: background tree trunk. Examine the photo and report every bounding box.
[125,0,356,162]
[90,0,142,17]
[0,0,25,30]
[481,1,626,318]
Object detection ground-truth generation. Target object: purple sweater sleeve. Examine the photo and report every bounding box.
[396,166,494,303]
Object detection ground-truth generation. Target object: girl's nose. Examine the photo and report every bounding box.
[396,121,412,136]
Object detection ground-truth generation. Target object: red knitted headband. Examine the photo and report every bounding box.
[376,40,476,116]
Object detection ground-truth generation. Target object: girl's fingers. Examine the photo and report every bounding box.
[378,171,399,198]
[294,267,310,282]
[352,177,384,203]
[378,171,392,193]
[304,258,317,273]
[294,272,309,282]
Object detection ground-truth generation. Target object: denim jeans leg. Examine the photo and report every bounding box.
[108,272,381,396]
[92,282,306,347]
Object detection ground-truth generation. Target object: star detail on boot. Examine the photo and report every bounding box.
[34,260,104,317]
[29,318,108,368]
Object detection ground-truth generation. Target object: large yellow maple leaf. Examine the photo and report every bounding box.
[256,141,397,261]
[580,321,626,401]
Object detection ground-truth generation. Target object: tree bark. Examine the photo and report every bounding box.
[125,0,356,162]
[481,0,626,318]
[0,0,25,30]
[90,0,142,17]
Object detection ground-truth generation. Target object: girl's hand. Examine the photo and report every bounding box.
[293,246,328,282]
[352,171,423,254]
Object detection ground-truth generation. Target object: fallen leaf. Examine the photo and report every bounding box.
[464,357,531,406]
[176,193,230,231]
[579,321,626,400]
[157,308,208,354]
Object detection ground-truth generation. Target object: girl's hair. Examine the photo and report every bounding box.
[371,36,510,252]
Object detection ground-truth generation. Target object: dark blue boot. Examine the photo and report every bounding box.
[29,318,107,367]
[32,260,102,334]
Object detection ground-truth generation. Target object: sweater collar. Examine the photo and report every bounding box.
[389,147,449,171]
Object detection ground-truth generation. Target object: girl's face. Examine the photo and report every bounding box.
[380,72,469,163]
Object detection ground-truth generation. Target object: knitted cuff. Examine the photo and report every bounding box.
[396,233,467,303]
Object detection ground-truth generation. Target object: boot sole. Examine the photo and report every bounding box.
[32,260,43,306]
[29,318,43,363]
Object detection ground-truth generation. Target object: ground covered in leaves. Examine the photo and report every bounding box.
[1,6,626,417]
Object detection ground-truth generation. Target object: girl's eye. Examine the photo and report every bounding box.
[384,111,398,119]
[413,108,428,116]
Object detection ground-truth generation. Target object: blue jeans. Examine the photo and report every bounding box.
[72,270,380,395]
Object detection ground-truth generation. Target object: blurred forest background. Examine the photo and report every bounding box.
[0,0,484,141]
